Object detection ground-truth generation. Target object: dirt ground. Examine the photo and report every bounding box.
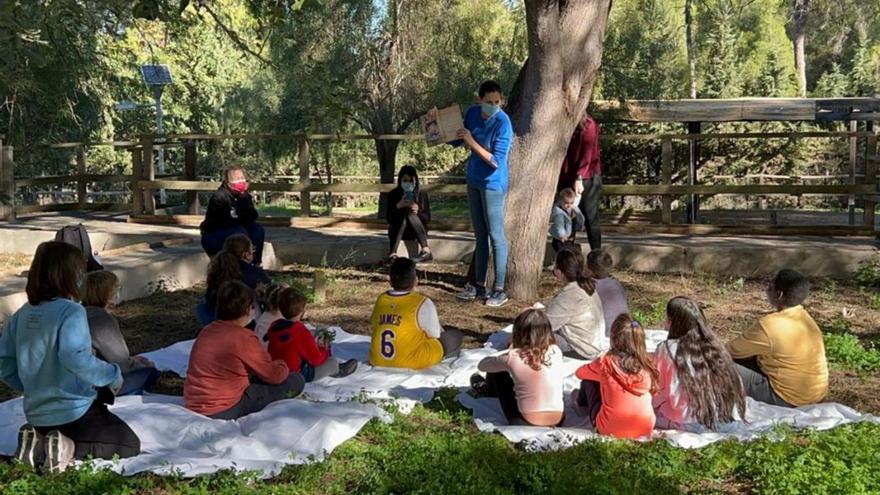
[1,261,879,413]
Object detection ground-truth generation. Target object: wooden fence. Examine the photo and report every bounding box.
[1,127,878,236]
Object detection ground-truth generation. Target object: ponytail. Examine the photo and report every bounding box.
[555,248,595,296]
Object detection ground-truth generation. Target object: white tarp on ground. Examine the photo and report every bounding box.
[0,394,390,478]
[457,326,880,450]
[3,325,877,478]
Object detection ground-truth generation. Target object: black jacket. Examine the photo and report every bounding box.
[200,186,259,235]
[386,187,431,227]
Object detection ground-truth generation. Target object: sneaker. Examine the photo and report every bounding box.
[44,430,75,474]
[485,290,509,307]
[13,425,44,469]
[413,250,433,263]
[456,283,478,301]
[333,359,358,378]
[469,373,493,397]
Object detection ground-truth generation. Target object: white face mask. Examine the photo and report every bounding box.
[401,181,415,193]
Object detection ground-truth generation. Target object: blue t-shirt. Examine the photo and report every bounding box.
[0,298,121,427]
[458,105,513,192]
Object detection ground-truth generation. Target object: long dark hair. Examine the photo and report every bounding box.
[554,248,595,295]
[512,309,556,371]
[26,241,85,305]
[666,296,746,429]
[396,165,420,193]
[609,313,659,394]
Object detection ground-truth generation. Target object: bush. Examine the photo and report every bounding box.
[823,332,880,373]
[854,256,880,289]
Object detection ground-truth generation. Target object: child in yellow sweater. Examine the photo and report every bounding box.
[726,269,828,407]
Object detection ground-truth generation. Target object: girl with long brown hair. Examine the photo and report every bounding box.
[654,297,746,430]
[574,313,658,439]
[200,234,271,325]
[471,309,568,426]
[544,248,607,359]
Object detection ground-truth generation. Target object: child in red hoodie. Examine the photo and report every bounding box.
[266,287,358,382]
[573,313,658,439]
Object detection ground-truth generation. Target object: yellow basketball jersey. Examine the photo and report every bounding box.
[370,291,443,370]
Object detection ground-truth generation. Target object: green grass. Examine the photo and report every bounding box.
[3,398,880,494]
[824,332,880,374]
[257,197,471,219]
[633,300,667,327]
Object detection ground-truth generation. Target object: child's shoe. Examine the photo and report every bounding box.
[44,430,75,474]
[456,283,487,301]
[13,424,44,469]
[333,359,359,378]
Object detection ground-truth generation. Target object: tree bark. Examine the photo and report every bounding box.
[685,0,698,98]
[375,137,400,220]
[788,0,811,97]
[504,0,613,300]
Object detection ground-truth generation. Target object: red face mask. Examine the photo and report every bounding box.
[229,181,249,194]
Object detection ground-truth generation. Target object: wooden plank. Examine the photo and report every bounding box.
[134,180,877,196]
[16,174,141,187]
[591,98,818,122]
[0,141,13,221]
[16,202,126,214]
[184,143,198,215]
[661,137,673,224]
[687,122,701,223]
[298,139,311,217]
[76,145,87,208]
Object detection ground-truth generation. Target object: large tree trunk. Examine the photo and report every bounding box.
[375,138,400,219]
[504,0,613,301]
[685,0,698,98]
[788,0,811,97]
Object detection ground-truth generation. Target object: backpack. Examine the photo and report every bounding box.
[55,224,104,272]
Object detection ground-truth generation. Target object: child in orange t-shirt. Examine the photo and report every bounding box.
[573,313,658,439]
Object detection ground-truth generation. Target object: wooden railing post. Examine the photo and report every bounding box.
[299,138,311,217]
[661,136,673,224]
[130,146,144,215]
[0,139,14,222]
[184,141,199,215]
[686,122,701,224]
[76,145,87,208]
[141,136,156,215]
[865,121,877,232]
[849,120,858,226]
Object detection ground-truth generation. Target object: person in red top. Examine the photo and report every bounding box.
[558,113,602,250]
[573,313,658,439]
[266,287,358,382]
[184,281,304,420]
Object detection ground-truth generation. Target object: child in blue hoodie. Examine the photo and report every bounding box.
[0,241,140,473]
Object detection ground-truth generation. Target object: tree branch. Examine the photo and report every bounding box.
[195,0,274,67]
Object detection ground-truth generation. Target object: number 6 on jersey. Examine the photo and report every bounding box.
[380,329,396,359]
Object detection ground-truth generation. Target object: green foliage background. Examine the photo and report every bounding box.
[1,0,879,213]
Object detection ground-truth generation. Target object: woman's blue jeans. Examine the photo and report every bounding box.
[467,185,508,291]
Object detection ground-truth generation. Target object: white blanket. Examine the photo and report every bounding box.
[458,327,880,450]
[0,394,390,478]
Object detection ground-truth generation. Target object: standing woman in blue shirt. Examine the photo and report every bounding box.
[0,242,140,473]
[453,80,513,307]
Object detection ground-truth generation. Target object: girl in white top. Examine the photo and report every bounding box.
[653,296,746,430]
[254,284,286,349]
[544,248,607,359]
[472,309,568,426]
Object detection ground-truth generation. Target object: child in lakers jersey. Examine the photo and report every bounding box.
[370,258,463,369]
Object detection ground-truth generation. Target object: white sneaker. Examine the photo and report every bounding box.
[44,430,75,473]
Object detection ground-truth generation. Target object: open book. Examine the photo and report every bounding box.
[421,105,464,146]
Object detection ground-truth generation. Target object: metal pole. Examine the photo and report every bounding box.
[154,86,166,205]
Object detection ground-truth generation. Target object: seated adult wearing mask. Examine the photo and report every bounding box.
[200,166,265,266]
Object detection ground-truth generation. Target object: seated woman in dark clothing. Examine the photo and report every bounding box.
[200,234,271,326]
[387,165,432,263]
[200,165,265,266]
